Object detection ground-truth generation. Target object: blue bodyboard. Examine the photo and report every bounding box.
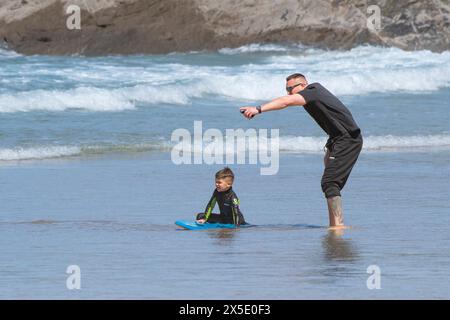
[175,220,249,230]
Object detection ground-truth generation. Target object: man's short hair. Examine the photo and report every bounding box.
[215,167,234,182]
[286,73,307,82]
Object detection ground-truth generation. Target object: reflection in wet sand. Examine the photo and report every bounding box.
[206,229,238,245]
[322,229,359,262]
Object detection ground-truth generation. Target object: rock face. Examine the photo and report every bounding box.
[0,0,449,55]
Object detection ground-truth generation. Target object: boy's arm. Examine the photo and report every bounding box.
[203,191,217,222]
[231,195,242,226]
[240,94,306,119]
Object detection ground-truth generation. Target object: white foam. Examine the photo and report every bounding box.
[219,43,306,54]
[278,134,450,152]
[81,142,173,154]
[252,46,447,97]
[1,45,449,112]
[0,45,21,58]
[121,46,450,100]
[281,46,450,95]
[2,134,448,161]
[0,146,81,161]
[361,134,450,151]
[172,134,450,155]
[0,85,190,113]
[0,143,173,161]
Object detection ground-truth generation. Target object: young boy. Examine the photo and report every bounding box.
[196,167,246,226]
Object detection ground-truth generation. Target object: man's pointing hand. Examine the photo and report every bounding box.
[240,106,259,119]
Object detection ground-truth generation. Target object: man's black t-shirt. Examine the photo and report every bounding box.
[299,83,361,138]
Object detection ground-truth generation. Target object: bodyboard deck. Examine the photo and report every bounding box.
[175,220,250,230]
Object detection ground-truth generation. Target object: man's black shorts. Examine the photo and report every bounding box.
[321,132,363,198]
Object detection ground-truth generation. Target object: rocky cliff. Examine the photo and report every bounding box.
[0,0,449,55]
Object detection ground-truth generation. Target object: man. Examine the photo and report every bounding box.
[240,73,363,229]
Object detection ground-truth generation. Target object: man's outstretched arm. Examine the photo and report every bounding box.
[240,94,306,119]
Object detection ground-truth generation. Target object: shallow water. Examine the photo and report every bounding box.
[1,151,449,299]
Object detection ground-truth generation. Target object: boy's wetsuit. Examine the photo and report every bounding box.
[196,188,246,226]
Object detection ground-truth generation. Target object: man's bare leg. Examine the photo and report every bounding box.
[327,196,345,228]
[324,150,349,229]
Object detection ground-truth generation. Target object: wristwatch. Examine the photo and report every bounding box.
[256,105,262,113]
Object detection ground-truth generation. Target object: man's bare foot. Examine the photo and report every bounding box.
[328,225,352,231]
[327,225,352,236]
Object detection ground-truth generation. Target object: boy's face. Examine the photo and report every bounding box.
[215,178,232,192]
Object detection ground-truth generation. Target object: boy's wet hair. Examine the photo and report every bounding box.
[215,167,234,182]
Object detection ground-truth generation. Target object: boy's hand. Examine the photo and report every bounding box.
[240,106,259,119]
[196,219,206,224]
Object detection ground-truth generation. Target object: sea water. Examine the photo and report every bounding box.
[0,44,449,299]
